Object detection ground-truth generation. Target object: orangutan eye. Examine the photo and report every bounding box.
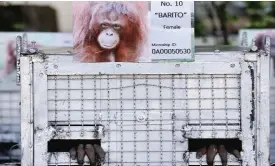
[101,23,109,28]
[113,24,121,30]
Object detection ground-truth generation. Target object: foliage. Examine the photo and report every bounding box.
[195,1,275,44]
[244,1,275,29]
[194,15,205,37]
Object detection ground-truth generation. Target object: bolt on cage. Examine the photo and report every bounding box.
[17,35,270,166]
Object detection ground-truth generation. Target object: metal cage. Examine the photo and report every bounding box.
[17,35,270,166]
[0,71,21,164]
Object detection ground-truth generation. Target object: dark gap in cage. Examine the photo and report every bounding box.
[188,138,242,152]
[0,142,20,164]
[49,124,104,127]
[48,140,101,152]
[0,142,19,152]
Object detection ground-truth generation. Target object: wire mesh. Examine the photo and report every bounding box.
[47,74,241,165]
[0,91,20,163]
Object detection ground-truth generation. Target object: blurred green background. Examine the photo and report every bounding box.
[195,1,275,45]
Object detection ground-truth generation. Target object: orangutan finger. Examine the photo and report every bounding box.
[93,144,106,162]
[69,147,77,160]
[77,144,85,165]
[85,144,96,166]
[227,147,241,159]
[196,146,207,159]
[206,144,218,166]
[218,144,227,166]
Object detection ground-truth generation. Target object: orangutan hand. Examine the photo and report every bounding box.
[69,143,105,166]
[196,143,241,166]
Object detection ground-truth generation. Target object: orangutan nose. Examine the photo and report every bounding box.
[106,32,113,36]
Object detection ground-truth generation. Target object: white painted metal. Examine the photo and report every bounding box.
[0,71,20,163]
[256,40,270,166]
[239,30,275,164]
[20,57,33,166]
[18,38,270,166]
[268,45,275,164]
[271,57,275,163]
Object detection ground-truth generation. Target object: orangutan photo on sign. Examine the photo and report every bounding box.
[73,1,149,63]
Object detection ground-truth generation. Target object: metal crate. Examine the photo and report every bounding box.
[0,71,21,163]
[17,36,270,166]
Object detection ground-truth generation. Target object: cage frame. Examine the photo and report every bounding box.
[17,35,270,166]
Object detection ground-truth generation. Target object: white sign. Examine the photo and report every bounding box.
[150,1,194,61]
[72,1,194,63]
